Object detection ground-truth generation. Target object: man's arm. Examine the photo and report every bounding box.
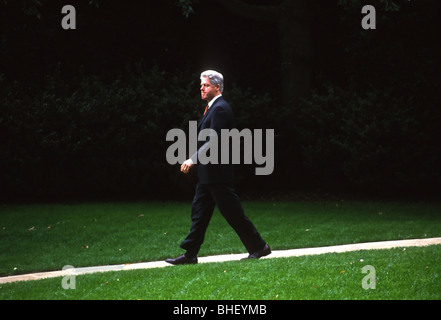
[181,105,230,174]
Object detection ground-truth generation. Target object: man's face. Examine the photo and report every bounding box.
[200,76,220,102]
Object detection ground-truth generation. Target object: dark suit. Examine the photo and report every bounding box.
[180,96,266,257]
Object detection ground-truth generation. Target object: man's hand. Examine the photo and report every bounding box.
[180,159,194,174]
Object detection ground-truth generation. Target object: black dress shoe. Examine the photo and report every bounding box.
[165,254,198,265]
[242,243,271,260]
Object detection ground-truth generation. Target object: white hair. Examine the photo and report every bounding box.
[200,70,224,93]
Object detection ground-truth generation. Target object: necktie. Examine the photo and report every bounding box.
[203,105,209,116]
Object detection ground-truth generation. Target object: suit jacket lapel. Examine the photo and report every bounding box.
[198,109,209,129]
[197,97,223,130]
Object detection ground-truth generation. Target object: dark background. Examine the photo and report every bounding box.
[1,0,440,202]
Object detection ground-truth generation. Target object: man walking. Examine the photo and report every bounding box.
[166,70,270,265]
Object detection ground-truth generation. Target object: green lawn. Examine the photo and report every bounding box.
[1,200,440,300]
[1,245,440,300]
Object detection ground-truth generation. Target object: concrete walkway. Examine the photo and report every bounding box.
[1,237,440,285]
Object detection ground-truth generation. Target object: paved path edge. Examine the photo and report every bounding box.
[1,237,440,284]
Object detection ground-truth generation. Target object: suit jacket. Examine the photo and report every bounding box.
[191,96,235,184]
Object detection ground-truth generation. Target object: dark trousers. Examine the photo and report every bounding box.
[180,183,266,257]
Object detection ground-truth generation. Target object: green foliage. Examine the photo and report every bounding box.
[288,0,441,196]
[294,85,440,194]
[0,64,280,201]
[176,0,199,18]
[1,0,440,200]
[0,64,200,200]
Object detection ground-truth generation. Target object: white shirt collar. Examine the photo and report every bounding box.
[207,94,222,108]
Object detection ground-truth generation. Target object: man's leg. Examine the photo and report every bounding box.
[179,183,216,257]
[208,184,266,254]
